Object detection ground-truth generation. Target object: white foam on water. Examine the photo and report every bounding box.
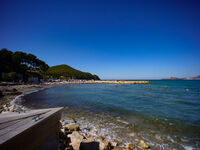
[183,145,194,150]
[9,86,51,112]
[10,88,43,105]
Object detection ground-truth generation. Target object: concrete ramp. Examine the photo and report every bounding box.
[0,107,63,150]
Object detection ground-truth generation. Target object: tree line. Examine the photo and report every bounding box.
[0,48,100,82]
[0,48,49,82]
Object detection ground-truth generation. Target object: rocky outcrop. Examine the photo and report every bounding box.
[68,131,84,150]
[58,118,152,150]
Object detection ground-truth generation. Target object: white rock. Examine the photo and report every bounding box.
[68,131,83,150]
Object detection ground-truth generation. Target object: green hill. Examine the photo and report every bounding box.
[45,64,100,80]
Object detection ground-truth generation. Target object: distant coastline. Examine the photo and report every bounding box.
[161,75,200,80]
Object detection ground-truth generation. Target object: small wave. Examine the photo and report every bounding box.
[9,86,50,112]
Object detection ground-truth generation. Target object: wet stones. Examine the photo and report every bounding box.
[59,118,153,150]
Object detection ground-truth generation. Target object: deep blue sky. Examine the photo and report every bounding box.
[0,0,200,79]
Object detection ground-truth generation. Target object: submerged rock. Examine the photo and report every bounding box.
[139,140,149,149]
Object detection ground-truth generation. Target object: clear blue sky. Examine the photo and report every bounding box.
[0,0,200,79]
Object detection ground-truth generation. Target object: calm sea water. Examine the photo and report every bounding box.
[20,80,200,150]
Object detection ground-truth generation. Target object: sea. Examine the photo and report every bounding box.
[17,80,200,150]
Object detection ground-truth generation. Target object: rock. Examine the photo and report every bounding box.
[8,105,15,112]
[111,141,118,147]
[60,128,65,133]
[97,136,105,141]
[64,125,80,131]
[69,118,76,123]
[125,144,134,150]
[68,131,84,150]
[1,111,10,114]
[90,130,98,136]
[99,141,106,150]
[87,137,95,142]
[79,131,88,138]
[58,130,66,140]
[134,138,139,142]
[103,141,112,149]
[139,140,149,149]
[82,137,95,143]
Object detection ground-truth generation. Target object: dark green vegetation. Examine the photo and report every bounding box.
[0,48,100,82]
[45,65,100,80]
[0,48,49,82]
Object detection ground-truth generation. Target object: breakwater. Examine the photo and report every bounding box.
[66,80,151,84]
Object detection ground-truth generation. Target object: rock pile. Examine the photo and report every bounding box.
[58,118,152,150]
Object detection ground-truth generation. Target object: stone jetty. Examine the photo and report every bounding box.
[66,80,151,84]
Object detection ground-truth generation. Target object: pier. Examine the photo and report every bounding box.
[0,107,63,150]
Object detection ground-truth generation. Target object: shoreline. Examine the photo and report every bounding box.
[0,80,151,112]
[0,82,68,113]
[0,82,152,150]
[0,81,196,150]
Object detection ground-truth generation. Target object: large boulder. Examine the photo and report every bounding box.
[68,131,84,150]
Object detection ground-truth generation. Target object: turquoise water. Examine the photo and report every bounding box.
[21,80,200,149]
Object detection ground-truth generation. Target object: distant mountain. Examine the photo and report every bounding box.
[189,75,200,80]
[162,75,200,80]
[45,64,100,80]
